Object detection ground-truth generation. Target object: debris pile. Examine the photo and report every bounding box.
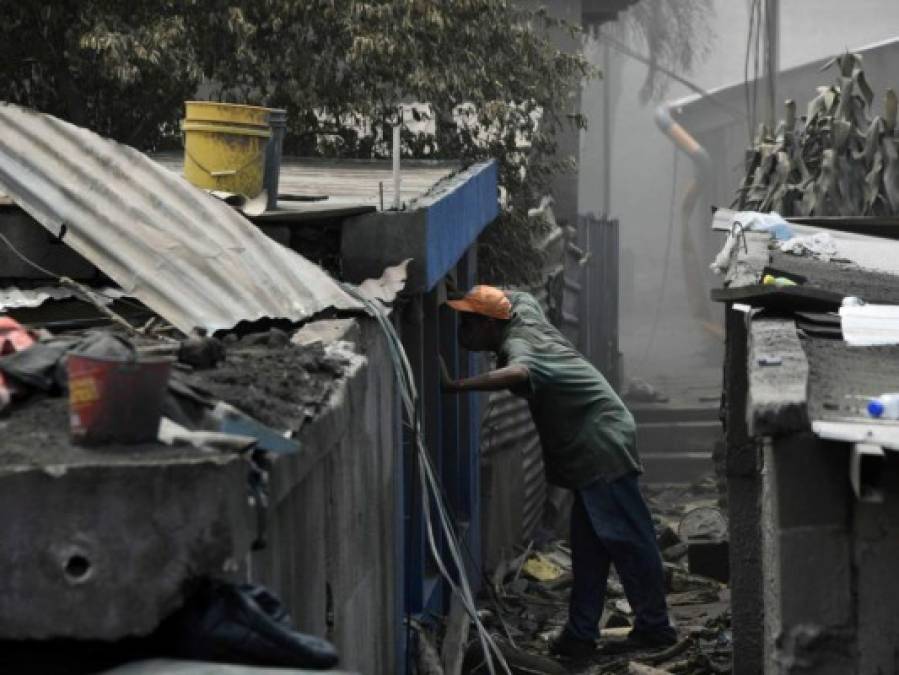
[734,52,899,217]
[422,476,732,675]
[183,329,350,433]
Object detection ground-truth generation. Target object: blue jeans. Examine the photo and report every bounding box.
[565,472,674,641]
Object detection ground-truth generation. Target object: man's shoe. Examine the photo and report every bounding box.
[626,627,678,649]
[549,629,596,659]
[598,628,678,655]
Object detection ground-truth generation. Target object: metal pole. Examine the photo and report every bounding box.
[763,0,780,133]
[602,38,612,216]
[392,114,402,210]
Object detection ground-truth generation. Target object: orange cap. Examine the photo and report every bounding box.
[446,285,512,320]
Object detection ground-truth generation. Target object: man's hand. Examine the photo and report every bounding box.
[440,360,530,394]
[439,355,458,391]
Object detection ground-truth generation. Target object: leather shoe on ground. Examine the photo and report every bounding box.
[599,628,678,655]
[626,627,678,648]
[549,630,596,659]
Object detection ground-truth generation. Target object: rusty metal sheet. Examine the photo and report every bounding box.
[0,102,361,333]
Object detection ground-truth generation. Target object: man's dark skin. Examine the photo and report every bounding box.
[439,312,528,391]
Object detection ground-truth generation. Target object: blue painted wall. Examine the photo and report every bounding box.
[424,160,499,291]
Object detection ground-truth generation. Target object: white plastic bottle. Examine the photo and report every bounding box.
[867,394,899,419]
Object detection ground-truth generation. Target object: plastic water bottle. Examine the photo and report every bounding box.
[867,394,899,419]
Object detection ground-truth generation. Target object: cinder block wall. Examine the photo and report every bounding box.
[854,453,899,674]
[761,435,856,674]
[726,317,899,674]
[248,319,400,674]
[723,305,765,674]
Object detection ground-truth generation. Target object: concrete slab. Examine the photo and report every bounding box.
[0,399,252,640]
[803,337,899,421]
[769,248,899,304]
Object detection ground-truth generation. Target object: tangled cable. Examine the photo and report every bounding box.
[341,283,511,675]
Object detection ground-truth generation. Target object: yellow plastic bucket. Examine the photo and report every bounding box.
[181,101,272,197]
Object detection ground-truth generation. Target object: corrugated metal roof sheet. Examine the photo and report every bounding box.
[0,103,361,333]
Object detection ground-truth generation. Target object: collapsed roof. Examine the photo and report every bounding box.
[0,102,362,333]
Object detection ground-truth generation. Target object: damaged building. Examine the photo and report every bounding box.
[0,86,624,673]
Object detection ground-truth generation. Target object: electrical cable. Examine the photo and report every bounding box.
[341,284,512,675]
[743,0,756,143]
[752,0,762,134]
[0,231,151,314]
[743,0,765,143]
[637,145,679,370]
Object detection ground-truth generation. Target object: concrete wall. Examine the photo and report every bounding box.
[726,317,899,674]
[762,438,899,674]
[247,319,401,675]
[854,452,899,674]
[722,305,764,674]
[761,435,856,674]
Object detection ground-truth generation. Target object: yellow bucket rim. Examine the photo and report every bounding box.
[185,100,271,114]
[181,120,271,138]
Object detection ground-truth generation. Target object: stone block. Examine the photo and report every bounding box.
[0,453,250,640]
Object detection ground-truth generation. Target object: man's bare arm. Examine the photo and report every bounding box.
[440,356,529,392]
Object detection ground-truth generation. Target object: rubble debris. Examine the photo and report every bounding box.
[686,541,730,584]
[521,554,564,582]
[416,624,445,675]
[655,525,681,551]
[662,543,689,562]
[442,596,471,675]
[177,334,226,370]
[628,662,673,675]
[449,474,732,675]
[183,338,350,433]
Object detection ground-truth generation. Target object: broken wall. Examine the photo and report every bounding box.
[247,318,401,674]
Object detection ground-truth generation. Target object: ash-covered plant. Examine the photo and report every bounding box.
[734,52,899,217]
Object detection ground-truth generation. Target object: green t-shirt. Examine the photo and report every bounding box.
[498,291,641,489]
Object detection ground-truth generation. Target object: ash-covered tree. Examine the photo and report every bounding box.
[1,1,593,284]
[0,2,206,147]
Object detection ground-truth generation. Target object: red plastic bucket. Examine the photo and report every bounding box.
[67,354,173,445]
